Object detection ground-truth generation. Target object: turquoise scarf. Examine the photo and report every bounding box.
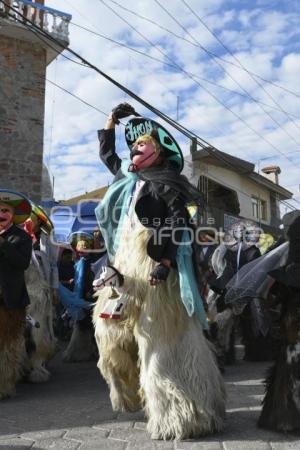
[95,160,137,259]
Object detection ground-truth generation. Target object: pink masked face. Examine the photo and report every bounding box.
[131,139,160,170]
[0,202,14,232]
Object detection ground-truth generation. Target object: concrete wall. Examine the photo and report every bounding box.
[0,35,46,203]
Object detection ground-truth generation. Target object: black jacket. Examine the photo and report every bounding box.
[98,128,191,264]
[0,224,32,309]
[210,244,261,293]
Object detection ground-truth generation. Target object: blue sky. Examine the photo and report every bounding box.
[44,0,300,210]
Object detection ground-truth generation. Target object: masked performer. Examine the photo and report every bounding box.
[208,222,261,366]
[0,189,32,399]
[93,103,225,440]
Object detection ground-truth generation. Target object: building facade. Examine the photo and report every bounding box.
[183,148,293,235]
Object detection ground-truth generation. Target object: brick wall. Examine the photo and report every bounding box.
[0,35,46,203]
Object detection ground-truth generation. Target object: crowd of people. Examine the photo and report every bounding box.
[0,102,299,439]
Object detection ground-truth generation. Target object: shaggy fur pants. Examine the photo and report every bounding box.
[0,299,26,399]
[94,218,226,440]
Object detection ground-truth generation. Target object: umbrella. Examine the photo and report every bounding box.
[50,200,99,244]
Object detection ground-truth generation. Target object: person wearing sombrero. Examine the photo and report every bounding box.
[258,213,300,432]
[93,103,225,440]
[22,203,59,383]
[0,189,32,399]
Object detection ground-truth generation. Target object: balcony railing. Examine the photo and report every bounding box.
[0,0,72,43]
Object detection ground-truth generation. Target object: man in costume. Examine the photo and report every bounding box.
[0,189,32,399]
[93,103,225,440]
[208,222,262,366]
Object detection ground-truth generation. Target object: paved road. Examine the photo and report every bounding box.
[0,346,300,450]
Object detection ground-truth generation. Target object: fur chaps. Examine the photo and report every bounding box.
[93,218,226,440]
[25,263,57,382]
[0,302,26,399]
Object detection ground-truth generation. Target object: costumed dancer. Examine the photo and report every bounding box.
[208,222,261,366]
[0,189,32,399]
[258,213,300,431]
[93,103,225,440]
[60,232,96,362]
[23,204,58,382]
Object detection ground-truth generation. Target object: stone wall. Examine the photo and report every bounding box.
[0,35,46,203]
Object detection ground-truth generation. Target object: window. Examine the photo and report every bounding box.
[252,196,267,221]
[260,199,267,221]
[198,176,240,215]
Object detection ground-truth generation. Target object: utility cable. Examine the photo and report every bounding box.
[49,74,298,205]
[105,0,300,99]
[180,0,300,132]
[96,0,300,169]
[154,0,300,146]
[70,21,300,120]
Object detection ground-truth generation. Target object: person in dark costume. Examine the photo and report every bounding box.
[93,103,225,440]
[0,189,32,399]
[258,214,300,432]
[209,222,261,365]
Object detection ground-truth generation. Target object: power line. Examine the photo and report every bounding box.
[46,80,293,205]
[47,79,108,116]
[153,0,300,146]
[70,21,300,121]
[96,0,300,170]
[180,0,300,133]
[104,0,300,100]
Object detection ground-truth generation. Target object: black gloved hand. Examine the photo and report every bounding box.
[149,263,170,283]
[111,102,137,124]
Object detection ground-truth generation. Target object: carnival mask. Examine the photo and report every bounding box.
[0,202,14,231]
[130,136,161,170]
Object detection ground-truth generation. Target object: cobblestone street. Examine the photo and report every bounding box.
[0,347,300,450]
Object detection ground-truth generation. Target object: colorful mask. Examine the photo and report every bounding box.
[0,202,14,232]
[130,135,161,170]
[125,117,184,172]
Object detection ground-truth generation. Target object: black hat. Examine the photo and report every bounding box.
[125,117,184,172]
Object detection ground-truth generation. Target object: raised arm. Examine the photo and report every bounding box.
[98,103,138,176]
[98,114,121,176]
